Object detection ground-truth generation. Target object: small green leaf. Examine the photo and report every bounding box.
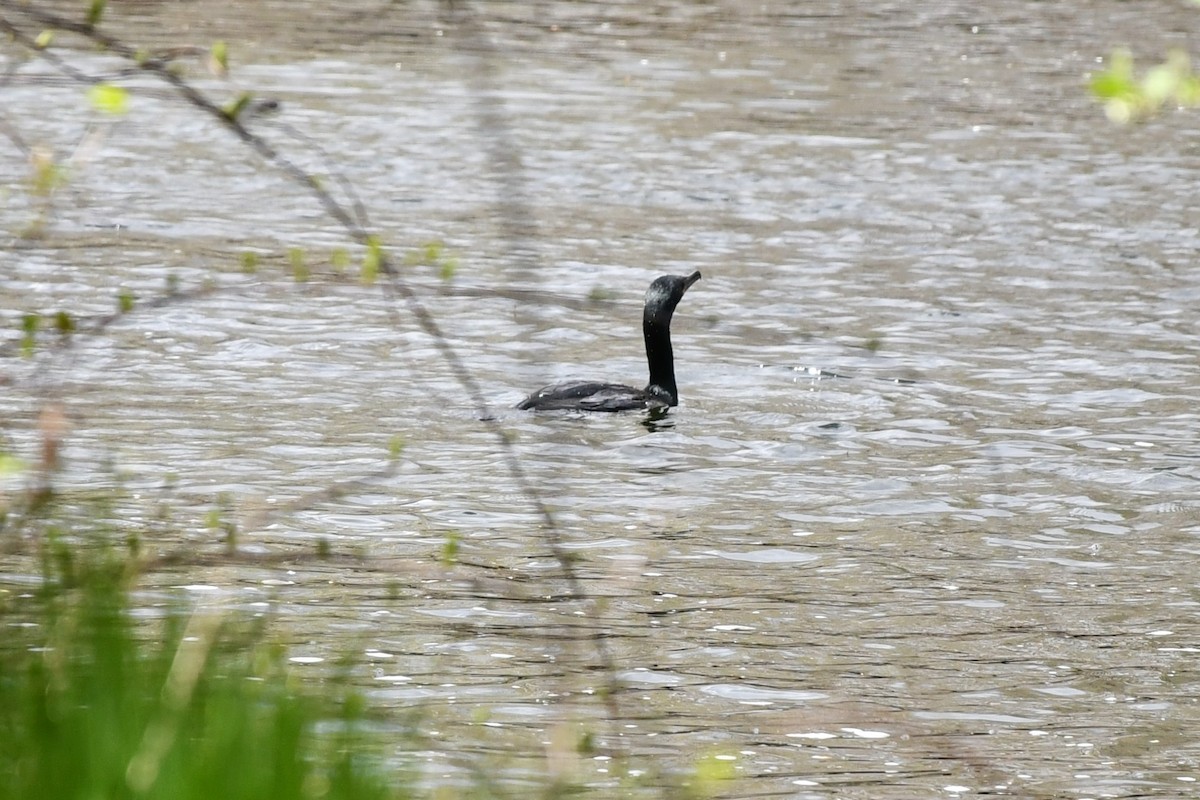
[86,0,107,28]
[0,454,26,477]
[117,288,134,313]
[288,247,308,282]
[211,40,229,73]
[54,310,74,335]
[35,30,54,49]
[441,532,460,565]
[222,92,252,121]
[30,149,66,196]
[439,256,458,282]
[1089,71,1133,100]
[20,313,38,358]
[362,236,382,284]
[330,247,349,273]
[240,251,258,273]
[88,83,129,115]
[387,435,405,461]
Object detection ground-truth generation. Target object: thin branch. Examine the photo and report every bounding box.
[1,0,623,732]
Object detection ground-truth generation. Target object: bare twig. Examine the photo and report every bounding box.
[0,1,622,726]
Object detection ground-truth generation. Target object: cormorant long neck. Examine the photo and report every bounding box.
[644,309,678,405]
[642,270,700,407]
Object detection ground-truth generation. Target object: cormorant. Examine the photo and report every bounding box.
[518,271,701,411]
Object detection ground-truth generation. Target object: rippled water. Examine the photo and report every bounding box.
[4,1,1200,796]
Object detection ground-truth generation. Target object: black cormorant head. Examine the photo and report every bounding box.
[644,271,701,325]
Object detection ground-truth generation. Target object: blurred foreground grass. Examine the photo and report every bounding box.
[0,540,404,800]
[0,525,719,800]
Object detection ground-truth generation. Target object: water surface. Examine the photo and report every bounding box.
[3,1,1200,796]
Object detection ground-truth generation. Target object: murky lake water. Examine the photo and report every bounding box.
[4,1,1200,796]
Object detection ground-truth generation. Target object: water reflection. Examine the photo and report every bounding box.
[640,408,673,432]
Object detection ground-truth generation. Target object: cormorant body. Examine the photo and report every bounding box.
[518,271,701,412]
